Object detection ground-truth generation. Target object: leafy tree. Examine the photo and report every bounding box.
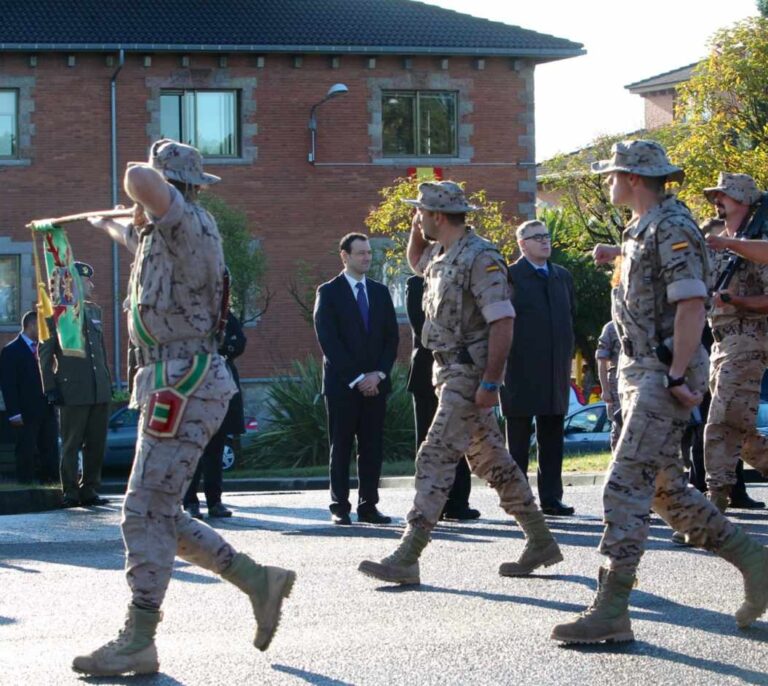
[758,0,768,18]
[671,17,768,216]
[199,193,269,324]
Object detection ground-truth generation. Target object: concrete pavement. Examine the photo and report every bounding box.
[2,484,768,685]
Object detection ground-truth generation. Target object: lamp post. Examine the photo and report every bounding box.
[308,83,349,164]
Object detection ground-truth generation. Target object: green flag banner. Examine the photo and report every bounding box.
[30,221,86,358]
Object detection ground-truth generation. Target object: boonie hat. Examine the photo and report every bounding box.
[403,180,479,214]
[591,140,684,184]
[130,138,221,186]
[703,172,762,206]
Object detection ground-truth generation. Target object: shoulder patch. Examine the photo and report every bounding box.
[671,241,689,251]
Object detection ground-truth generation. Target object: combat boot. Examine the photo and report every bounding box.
[221,552,296,651]
[499,510,563,576]
[551,567,635,644]
[72,605,161,676]
[707,487,730,513]
[358,526,430,585]
[716,528,768,628]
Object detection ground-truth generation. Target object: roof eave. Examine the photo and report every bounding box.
[0,42,585,61]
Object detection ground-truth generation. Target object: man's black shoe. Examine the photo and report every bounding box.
[81,495,110,506]
[357,508,392,524]
[184,503,204,520]
[208,503,233,518]
[332,512,352,526]
[441,506,481,521]
[729,493,766,509]
[541,500,575,516]
[61,496,80,509]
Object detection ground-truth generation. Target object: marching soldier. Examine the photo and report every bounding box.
[702,173,768,511]
[39,261,112,508]
[72,140,295,676]
[552,141,768,644]
[358,181,562,586]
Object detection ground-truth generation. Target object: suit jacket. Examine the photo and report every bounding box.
[500,258,575,417]
[405,275,435,395]
[38,302,112,406]
[0,335,48,422]
[314,273,399,397]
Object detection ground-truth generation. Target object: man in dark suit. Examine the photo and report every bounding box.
[0,310,59,484]
[406,274,479,520]
[314,232,399,525]
[501,220,576,516]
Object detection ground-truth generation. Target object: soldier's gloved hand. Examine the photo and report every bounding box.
[46,389,63,405]
[669,384,702,410]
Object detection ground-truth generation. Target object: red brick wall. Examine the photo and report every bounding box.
[0,51,533,381]
[643,91,675,130]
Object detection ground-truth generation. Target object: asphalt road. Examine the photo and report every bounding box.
[2,484,768,686]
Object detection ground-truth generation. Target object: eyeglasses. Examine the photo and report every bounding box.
[523,233,551,243]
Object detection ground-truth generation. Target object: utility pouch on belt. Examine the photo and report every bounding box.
[144,353,211,438]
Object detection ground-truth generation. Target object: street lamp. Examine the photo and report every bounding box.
[308,83,349,164]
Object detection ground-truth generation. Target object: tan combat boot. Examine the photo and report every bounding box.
[221,553,296,651]
[358,526,430,585]
[72,605,161,676]
[716,528,768,628]
[551,567,635,644]
[499,510,563,576]
[707,487,730,513]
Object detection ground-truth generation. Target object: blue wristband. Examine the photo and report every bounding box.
[480,380,500,392]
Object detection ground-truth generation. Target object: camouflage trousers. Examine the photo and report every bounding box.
[407,364,537,531]
[600,353,735,574]
[704,335,768,491]
[606,401,621,453]
[122,360,236,609]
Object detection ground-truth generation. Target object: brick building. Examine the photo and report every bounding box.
[625,62,697,130]
[0,0,582,407]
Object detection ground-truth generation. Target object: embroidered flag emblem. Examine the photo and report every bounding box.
[671,241,689,251]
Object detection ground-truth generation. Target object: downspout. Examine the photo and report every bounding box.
[110,49,125,388]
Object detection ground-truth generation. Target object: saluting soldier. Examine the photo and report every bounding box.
[702,173,768,511]
[359,181,562,586]
[552,141,768,645]
[72,140,295,677]
[39,261,112,508]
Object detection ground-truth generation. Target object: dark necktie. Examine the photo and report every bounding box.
[356,282,369,331]
[30,341,38,359]
[536,267,548,279]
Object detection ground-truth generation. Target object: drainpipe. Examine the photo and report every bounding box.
[110,49,125,389]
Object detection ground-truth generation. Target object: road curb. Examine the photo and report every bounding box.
[0,488,62,516]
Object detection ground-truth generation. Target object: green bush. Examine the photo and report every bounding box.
[242,357,416,469]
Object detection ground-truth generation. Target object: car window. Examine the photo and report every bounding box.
[567,408,602,434]
[113,408,140,427]
[758,402,768,427]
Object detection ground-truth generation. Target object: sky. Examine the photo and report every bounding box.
[423,0,758,161]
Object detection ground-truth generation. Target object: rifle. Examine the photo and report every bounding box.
[713,193,768,292]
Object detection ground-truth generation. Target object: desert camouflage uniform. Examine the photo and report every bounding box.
[596,320,621,451]
[123,186,237,608]
[407,229,537,530]
[704,180,768,492]
[603,195,735,572]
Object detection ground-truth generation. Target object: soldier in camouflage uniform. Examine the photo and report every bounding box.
[73,140,295,677]
[552,140,768,645]
[595,320,621,451]
[358,181,562,586]
[702,173,768,511]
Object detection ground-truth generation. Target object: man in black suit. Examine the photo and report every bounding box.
[501,220,576,517]
[0,311,59,484]
[314,233,399,525]
[406,274,479,521]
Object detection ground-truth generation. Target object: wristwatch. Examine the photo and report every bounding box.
[376,372,386,380]
[480,380,500,392]
[663,374,686,389]
[720,292,732,304]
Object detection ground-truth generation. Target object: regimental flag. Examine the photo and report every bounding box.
[30,221,86,357]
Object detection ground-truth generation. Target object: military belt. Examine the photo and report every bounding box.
[433,347,474,366]
[712,319,768,343]
[134,338,217,367]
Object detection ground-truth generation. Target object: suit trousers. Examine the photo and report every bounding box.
[59,402,109,500]
[413,391,472,510]
[14,407,59,484]
[505,414,566,506]
[183,427,226,508]
[326,391,386,515]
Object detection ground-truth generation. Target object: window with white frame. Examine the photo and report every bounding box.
[0,90,18,158]
[160,90,239,157]
[0,255,20,325]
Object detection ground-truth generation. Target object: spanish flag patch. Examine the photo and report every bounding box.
[485,265,501,273]
[671,241,689,251]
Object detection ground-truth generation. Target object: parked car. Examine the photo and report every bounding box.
[562,401,611,454]
[103,406,259,471]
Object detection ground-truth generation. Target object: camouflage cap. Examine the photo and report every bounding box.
[591,139,684,183]
[132,138,221,186]
[74,261,94,278]
[402,180,479,214]
[703,172,762,206]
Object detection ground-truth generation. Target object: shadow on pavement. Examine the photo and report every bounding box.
[81,674,188,685]
[558,639,768,685]
[272,664,354,685]
[0,615,17,625]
